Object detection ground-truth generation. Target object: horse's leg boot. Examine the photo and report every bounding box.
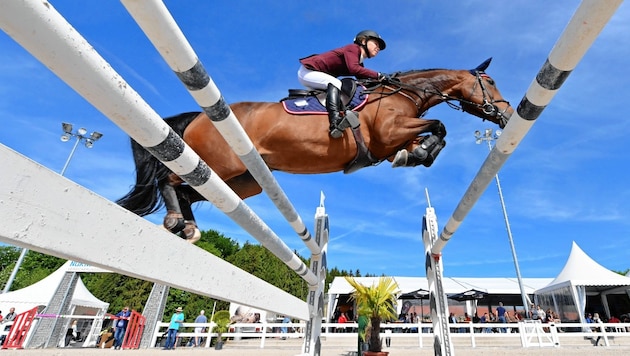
[391,135,446,168]
[420,138,446,167]
[326,83,346,138]
[163,211,185,233]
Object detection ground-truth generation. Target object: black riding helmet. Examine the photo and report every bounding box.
[354,30,386,57]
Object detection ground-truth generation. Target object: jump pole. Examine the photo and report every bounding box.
[120,0,321,257]
[423,1,624,355]
[0,0,318,287]
[119,2,328,354]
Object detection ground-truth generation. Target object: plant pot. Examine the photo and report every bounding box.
[215,341,224,350]
[361,342,369,352]
[363,351,388,356]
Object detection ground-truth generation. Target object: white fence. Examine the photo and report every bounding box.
[145,321,630,349]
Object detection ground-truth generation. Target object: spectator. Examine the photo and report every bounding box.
[496,302,507,333]
[0,307,16,346]
[113,306,131,350]
[336,312,347,333]
[480,313,491,333]
[281,315,291,340]
[190,310,207,347]
[536,305,547,323]
[162,307,184,350]
[585,313,593,323]
[65,320,78,347]
[592,313,604,346]
[472,312,481,333]
[3,308,15,323]
[448,312,458,333]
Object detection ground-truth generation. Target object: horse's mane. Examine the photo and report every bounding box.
[395,68,447,76]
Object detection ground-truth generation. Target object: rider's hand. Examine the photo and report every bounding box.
[378,72,392,82]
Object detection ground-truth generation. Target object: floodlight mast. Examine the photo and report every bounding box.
[1,123,102,294]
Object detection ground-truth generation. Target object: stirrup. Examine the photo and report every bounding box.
[329,117,348,138]
[330,111,358,138]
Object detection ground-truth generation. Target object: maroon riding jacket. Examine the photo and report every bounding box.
[300,43,379,79]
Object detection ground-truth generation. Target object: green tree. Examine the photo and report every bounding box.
[0,246,21,290]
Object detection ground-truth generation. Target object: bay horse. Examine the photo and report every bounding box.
[117,58,513,241]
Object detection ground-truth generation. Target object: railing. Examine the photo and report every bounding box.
[147,321,630,349]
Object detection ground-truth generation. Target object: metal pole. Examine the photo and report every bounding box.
[59,135,82,176]
[484,137,530,318]
[1,124,101,293]
[2,247,27,293]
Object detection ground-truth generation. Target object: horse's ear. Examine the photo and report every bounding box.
[469,57,492,74]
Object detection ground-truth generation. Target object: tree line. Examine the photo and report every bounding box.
[0,229,372,322]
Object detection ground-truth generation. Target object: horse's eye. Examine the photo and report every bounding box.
[486,78,495,86]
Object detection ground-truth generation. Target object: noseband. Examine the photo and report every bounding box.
[459,72,511,127]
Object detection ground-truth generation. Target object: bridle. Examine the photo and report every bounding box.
[362,71,511,127]
[459,71,511,128]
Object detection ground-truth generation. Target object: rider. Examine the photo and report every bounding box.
[298,30,388,138]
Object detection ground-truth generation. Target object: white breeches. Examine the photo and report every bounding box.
[298,65,341,90]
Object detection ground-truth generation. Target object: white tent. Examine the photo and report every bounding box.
[0,260,109,315]
[535,241,630,322]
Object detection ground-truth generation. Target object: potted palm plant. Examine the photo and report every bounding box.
[345,276,400,356]
[211,310,231,350]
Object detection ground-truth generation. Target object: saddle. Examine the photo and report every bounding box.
[280,78,379,173]
[281,78,368,115]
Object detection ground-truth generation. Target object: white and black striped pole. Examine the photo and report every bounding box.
[0,0,318,286]
[424,1,623,355]
[120,0,321,256]
[432,0,623,255]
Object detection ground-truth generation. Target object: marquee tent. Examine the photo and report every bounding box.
[534,241,630,322]
[0,260,109,315]
[327,275,552,321]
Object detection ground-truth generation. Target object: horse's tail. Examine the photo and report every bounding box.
[116,112,201,216]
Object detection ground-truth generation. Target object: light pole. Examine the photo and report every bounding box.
[474,128,530,318]
[2,123,102,294]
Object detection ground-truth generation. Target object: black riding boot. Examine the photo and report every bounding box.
[326,83,346,138]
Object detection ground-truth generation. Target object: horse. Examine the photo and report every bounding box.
[117,58,513,241]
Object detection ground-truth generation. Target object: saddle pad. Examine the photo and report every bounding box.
[282,86,368,115]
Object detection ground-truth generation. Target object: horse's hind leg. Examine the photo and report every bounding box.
[177,185,201,243]
[159,181,186,233]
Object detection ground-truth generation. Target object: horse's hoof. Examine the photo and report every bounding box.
[181,227,201,244]
[163,213,185,233]
[188,228,201,244]
[391,149,408,168]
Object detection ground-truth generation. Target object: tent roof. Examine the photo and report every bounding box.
[536,241,630,294]
[327,276,552,296]
[0,261,109,314]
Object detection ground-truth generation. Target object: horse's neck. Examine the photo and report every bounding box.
[403,69,467,104]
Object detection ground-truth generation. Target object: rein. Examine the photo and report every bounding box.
[361,71,511,126]
[362,79,427,117]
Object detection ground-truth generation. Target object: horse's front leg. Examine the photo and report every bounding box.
[391,119,447,168]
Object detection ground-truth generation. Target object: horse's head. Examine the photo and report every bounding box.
[459,58,513,128]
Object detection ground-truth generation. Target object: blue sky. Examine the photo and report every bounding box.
[1,1,629,280]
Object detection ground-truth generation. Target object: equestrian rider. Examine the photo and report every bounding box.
[298,30,388,138]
